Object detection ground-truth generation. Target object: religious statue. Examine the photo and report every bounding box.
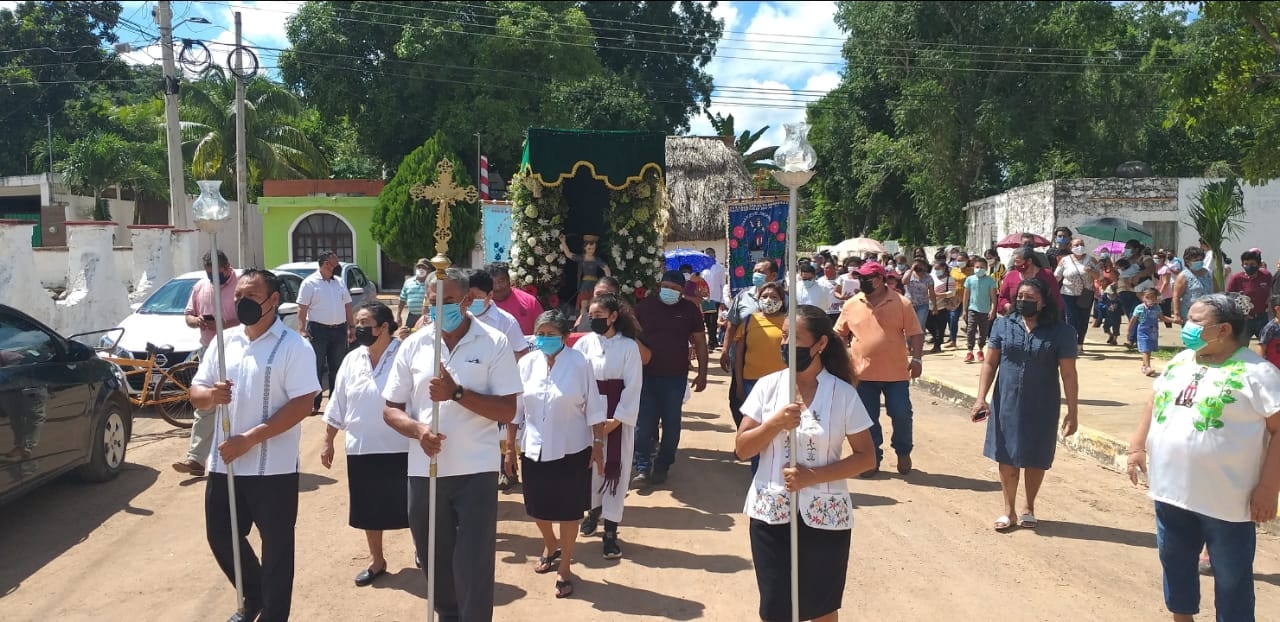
[559,233,612,319]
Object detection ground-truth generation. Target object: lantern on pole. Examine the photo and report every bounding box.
[770,122,816,622]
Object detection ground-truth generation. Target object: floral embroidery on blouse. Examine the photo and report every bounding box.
[750,485,791,523]
[803,494,852,528]
[1153,357,1246,431]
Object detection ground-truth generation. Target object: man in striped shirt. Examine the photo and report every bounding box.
[398,258,430,328]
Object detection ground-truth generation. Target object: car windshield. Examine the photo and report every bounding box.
[138,278,198,314]
[279,267,316,279]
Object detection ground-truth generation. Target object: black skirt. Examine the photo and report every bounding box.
[749,518,851,622]
[347,452,410,530]
[520,447,591,521]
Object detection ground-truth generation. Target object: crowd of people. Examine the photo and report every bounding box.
[172,230,1280,621]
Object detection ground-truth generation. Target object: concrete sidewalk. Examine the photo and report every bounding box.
[914,324,1184,473]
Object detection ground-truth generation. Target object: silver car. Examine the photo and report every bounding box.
[273,261,380,309]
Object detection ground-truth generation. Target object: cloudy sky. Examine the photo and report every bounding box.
[7,1,843,150]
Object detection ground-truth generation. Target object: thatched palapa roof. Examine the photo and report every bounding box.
[664,136,753,242]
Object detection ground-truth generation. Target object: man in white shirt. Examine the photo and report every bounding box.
[795,262,833,311]
[816,260,845,322]
[297,250,354,413]
[383,268,523,622]
[190,269,320,622]
[701,247,727,348]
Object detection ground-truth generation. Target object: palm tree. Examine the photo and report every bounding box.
[1186,178,1247,291]
[709,112,777,173]
[180,67,328,200]
[57,131,162,221]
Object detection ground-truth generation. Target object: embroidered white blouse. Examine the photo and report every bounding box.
[514,346,606,462]
[323,339,408,455]
[572,332,643,427]
[741,369,873,530]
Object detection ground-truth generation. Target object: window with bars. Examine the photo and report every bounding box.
[292,213,354,263]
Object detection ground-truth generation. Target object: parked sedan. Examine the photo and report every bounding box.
[273,261,379,309]
[102,270,302,391]
[0,305,133,504]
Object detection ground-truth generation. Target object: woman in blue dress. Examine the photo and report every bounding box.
[972,277,1081,532]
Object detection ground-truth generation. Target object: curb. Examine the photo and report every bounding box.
[916,374,1280,532]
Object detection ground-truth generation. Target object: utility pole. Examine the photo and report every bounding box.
[234,11,255,267]
[46,115,53,176]
[156,1,188,228]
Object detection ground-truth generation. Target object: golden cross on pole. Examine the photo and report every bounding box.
[410,159,479,275]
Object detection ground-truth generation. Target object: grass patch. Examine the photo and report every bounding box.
[1150,346,1181,361]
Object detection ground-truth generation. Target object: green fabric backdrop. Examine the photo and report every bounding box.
[520,128,666,189]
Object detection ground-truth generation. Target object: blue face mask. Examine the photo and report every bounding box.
[428,302,465,332]
[467,299,487,316]
[1190,261,1205,271]
[974,268,987,277]
[752,272,767,288]
[535,335,564,356]
[1181,321,1208,351]
[659,288,681,305]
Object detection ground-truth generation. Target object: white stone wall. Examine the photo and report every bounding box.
[1178,178,1280,261]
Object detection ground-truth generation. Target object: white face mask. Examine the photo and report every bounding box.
[1071,246,1085,256]
[415,268,428,279]
[760,298,783,314]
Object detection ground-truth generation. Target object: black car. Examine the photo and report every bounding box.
[0,305,132,504]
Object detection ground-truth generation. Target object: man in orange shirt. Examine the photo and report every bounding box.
[834,262,925,477]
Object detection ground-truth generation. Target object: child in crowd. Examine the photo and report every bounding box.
[1101,283,1122,345]
[1130,288,1175,376]
[1259,294,1280,370]
[961,257,998,363]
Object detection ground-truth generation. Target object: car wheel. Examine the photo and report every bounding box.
[77,399,130,482]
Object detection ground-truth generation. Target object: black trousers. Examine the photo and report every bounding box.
[205,472,299,622]
[308,322,348,409]
[703,312,719,348]
[409,473,498,622]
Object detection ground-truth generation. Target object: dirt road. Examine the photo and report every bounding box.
[4,370,1280,621]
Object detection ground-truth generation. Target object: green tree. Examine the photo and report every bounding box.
[708,113,777,173]
[1186,178,1247,292]
[542,73,660,131]
[0,1,126,176]
[296,109,383,180]
[577,1,723,133]
[372,131,480,267]
[57,131,161,221]
[180,67,328,200]
[281,1,603,175]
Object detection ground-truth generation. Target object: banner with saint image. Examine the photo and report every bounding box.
[726,198,789,298]
[482,203,512,263]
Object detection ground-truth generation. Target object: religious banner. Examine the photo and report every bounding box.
[726,197,789,298]
[482,203,513,263]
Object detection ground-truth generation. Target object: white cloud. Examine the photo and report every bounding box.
[689,1,845,149]
[221,1,302,46]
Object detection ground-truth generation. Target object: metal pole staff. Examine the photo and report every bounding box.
[774,161,815,622]
[210,230,245,615]
[409,160,478,622]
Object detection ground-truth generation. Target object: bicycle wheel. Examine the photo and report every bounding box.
[155,361,200,428]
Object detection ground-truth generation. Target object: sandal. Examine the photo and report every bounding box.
[555,578,574,599]
[1018,513,1038,529]
[994,515,1013,531]
[534,549,562,574]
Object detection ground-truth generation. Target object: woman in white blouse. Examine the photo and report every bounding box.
[573,293,644,560]
[1053,237,1099,351]
[735,304,877,622]
[505,310,605,599]
[320,302,408,587]
[1128,293,1280,622]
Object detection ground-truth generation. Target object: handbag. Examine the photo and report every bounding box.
[1076,289,1095,310]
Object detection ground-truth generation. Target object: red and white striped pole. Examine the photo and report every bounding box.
[479,155,490,201]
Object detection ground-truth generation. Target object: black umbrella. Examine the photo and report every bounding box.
[1076,217,1153,244]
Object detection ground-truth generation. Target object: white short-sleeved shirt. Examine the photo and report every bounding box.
[298,271,352,325]
[741,369,873,530]
[796,278,833,311]
[1147,348,1280,522]
[192,319,320,475]
[816,276,844,314]
[474,303,530,354]
[324,339,409,455]
[573,332,644,427]
[514,347,605,462]
[702,262,727,304]
[382,318,523,478]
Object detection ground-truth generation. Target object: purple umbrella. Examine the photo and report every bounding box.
[1093,241,1125,255]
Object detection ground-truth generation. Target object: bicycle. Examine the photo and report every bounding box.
[101,341,200,429]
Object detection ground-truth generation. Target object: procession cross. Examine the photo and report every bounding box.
[410,159,479,275]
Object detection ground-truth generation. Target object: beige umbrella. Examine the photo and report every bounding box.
[832,236,887,256]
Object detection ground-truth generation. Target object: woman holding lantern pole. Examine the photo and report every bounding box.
[735,304,877,622]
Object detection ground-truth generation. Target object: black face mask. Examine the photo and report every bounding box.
[590,317,611,335]
[207,270,230,285]
[1244,265,1260,275]
[781,344,815,372]
[354,326,377,346]
[859,277,876,292]
[235,296,273,326]
[1015,299,1040,317]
